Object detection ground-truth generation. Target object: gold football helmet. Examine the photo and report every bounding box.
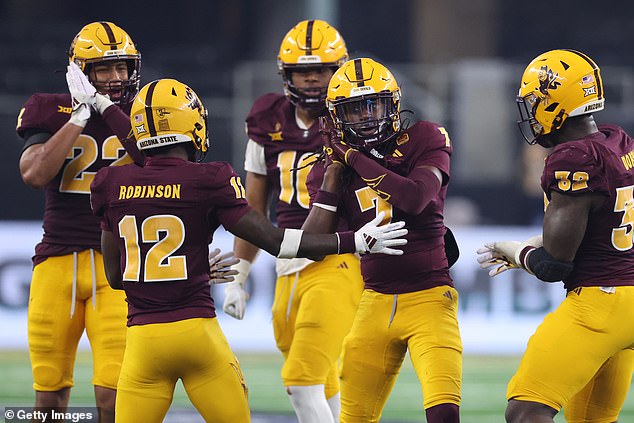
[517,49,604,145]
[130,79,209,162]
[278,19,348,111]
[68,21,141,105]
[326,58,401,152]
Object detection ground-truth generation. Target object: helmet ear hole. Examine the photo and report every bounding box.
[544,102,559,112]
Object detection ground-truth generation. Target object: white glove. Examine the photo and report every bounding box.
[223,259,251,320]
[66,62,96,128]
[477,241,521,276]
[354,211,408,255]
[68,103,91,128]
[95,93,114,114]
[476,234,543,277]
[66,62,97,109]
[208,248,240,284]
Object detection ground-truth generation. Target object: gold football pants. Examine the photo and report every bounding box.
[28,250,127,391]
[339,286,462,423]
[272,253,363,398]
[508,286,634,422]
[115,318,250,423]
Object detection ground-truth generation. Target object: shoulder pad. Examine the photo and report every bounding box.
[17,93,72,137]
[246,93,290,143]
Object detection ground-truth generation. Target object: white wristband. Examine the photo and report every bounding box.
[68,104,90,128]
[232,259,252,287]
[278,228,304,258]
[95,93,114,114]
[314,203,338,212]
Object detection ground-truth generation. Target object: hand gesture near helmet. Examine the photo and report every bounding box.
[319,116,358,166]
[66,62,116,120]
[66,62,97,127]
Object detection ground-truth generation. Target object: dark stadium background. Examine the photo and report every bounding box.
[2,0,633,224]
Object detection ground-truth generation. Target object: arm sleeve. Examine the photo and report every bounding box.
[244,139,267,175]
[101,105,145,165]
[21,130,51,152]
[347,152,442,215]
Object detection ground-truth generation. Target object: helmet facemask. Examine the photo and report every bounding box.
[281,64,339,114]
[192,108,210,162]
[516,92,543,145]
[330,91,401,153]
[83,58,141,107]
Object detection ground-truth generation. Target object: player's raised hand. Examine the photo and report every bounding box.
[319,116,358,165]
[208,248,240,284]
[66,62,97,108]
[65,62,96,127]
[354,211,408,255]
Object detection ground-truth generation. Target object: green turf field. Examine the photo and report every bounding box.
[1,350,632,422]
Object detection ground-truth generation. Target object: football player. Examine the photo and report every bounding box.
[16,21,142,422]
[226,19,365,422]
[304,58,462,423]
[90,78,408,423]
[477,49,634,423]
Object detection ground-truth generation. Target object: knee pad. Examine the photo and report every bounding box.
[33,364,67,391]
[94,362,122,390]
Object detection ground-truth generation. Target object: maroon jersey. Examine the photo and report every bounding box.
[246,93,322,229]
[91,157,250,326]
[308,121,454,294]
[17,93,133,264]
[542,124,634,290]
